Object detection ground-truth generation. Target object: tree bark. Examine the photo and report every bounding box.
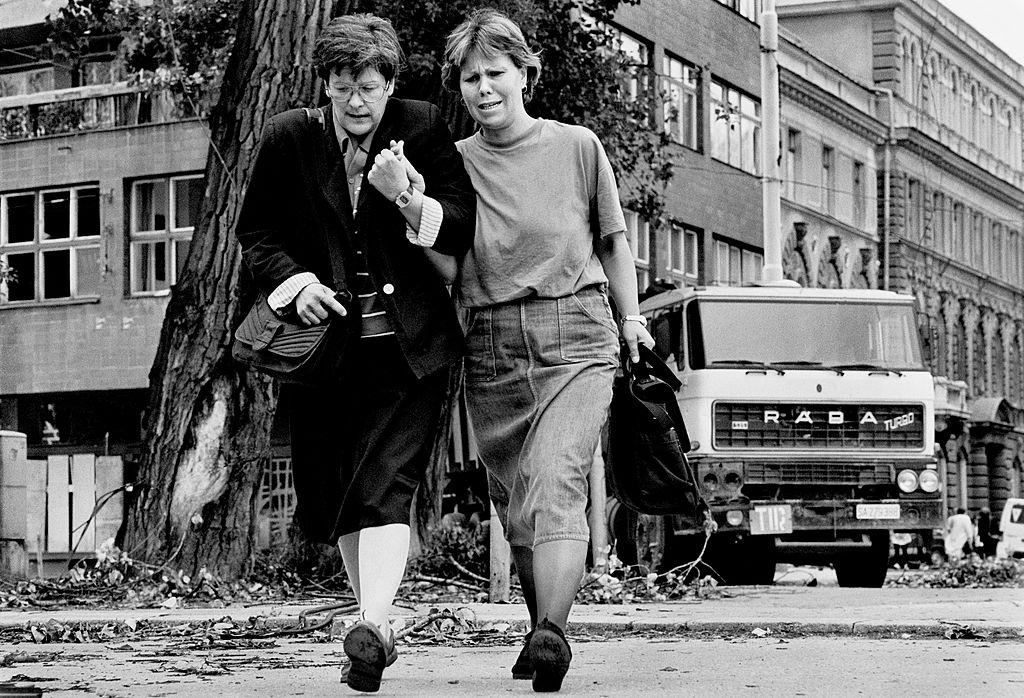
[123,0,337,577]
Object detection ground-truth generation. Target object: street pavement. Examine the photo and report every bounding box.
[2,635,1023,696]
[2,582,1022,639]
[1,572,1022,696]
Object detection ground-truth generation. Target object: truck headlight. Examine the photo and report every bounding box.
[897,469,918,493]
[918,470,939,493]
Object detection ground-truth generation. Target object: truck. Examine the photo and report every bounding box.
[611,283,942,587]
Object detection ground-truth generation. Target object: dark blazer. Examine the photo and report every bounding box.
[236,98,476,379]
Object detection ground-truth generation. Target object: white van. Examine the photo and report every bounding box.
[998,498,1024,559]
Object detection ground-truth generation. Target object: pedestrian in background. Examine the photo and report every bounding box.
[235,13,475,693]
[944,506,975,561]
[976,506,999,558]
[439,9,655,692]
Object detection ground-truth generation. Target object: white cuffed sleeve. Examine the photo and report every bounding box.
[404,195,444,248]
[267,272,320,311]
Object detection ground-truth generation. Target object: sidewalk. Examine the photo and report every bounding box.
[2,586,1022,638]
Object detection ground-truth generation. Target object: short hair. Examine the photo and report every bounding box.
[956,507,966,514]
[442,9,542,102]
[313,14,405,82]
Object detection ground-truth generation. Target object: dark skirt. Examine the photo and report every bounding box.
[283,337,449,543]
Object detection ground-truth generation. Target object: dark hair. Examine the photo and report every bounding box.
[313,14,405,82]
[956,507,966,514]
[441,9,541,102]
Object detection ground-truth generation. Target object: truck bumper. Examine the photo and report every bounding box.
[675,497,944,537]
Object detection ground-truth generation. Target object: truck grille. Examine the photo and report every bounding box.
[714,403,925,450]
[744,461,892,485]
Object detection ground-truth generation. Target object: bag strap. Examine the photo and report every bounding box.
[303,107,352,302]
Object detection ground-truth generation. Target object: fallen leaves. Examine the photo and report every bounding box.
[886,557,1024,589]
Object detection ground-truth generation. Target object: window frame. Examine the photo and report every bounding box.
[711,78,761,176]
[0,185,102,304]
[662,53,700,150]
[821,144,835,215]
[128,174,203,297]
[669,223,699,281]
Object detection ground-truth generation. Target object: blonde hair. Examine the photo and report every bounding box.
[442,9,541,102]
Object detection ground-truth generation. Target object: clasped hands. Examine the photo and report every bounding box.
[295,141,424,325]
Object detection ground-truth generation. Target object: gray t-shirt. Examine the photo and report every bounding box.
[456,119,627,307]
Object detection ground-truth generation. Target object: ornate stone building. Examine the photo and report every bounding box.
[779,0,1024,519]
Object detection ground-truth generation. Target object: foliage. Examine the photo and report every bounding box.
[885,555,1024,588]
[411,519,490,580]
[377,0,676,228]
[576,552,725,604]
[45,0,241,116]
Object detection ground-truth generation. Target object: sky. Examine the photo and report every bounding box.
[0,0,1023,66]
[936,0,1024,66]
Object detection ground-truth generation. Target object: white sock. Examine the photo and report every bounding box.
[357,523,411,631]
[337,532,361,605]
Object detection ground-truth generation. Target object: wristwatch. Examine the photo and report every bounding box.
[621,314,648,327]
[394,182,415,208]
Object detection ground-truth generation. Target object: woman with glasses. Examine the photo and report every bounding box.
[235,13,475,693]
[437,9,653,693]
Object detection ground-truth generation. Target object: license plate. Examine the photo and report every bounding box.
[750,504,793,535]
[856,503,901,520]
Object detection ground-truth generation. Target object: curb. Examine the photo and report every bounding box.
[2,613,1021,640]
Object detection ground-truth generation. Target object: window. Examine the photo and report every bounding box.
[906,178,922,238]
[606,25,650,103]
[953,202,965,259]
[852,161,865,228]
[821,145,835,214]
[783,128,801,200]
[624,210,651,289]
[662,55,699,149]
[711,80,761,175]
[669,224,699,280]
[129,175,203,295]
[713,238,761,286]
[1,186,101,304]
[715,0,762,22]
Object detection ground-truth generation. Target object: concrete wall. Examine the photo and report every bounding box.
[0,120,208,395]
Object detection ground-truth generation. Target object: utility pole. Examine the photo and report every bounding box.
[760,0,784,283]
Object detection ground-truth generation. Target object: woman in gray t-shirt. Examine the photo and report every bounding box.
[439,9,655,692]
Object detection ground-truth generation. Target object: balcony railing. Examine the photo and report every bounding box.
[0,82,196,142]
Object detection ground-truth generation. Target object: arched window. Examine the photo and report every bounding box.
[901,38,912,100]
[952,315,967,382]
[972,314,986,395]
[968,84,979,142]
[993,326,1006,397]
[924,57,938,116]
[983,96,995,152]
[910,42,919,105]
[950,73,961,133]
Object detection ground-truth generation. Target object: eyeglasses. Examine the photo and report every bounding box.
[326,81,389,103]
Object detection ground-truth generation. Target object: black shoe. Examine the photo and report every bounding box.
[511,630,534,680]
[529,618,571,692]
[343,620,397,693]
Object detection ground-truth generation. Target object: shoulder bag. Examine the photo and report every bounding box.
[607,344,710,524]
[232,108,352,384]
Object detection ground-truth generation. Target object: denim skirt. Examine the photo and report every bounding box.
[464,285,618,548]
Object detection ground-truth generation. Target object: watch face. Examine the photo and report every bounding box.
[396,190,413,207]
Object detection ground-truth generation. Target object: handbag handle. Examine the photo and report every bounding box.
[620,343,682,391]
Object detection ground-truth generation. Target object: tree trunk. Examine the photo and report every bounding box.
[123,0,337,577]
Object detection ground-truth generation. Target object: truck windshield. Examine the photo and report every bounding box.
[691,300,925,370]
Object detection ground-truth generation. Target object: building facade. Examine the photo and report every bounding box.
[614,0,765,290]
[778,0,1024,520]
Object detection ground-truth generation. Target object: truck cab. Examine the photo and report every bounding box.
[630,284,941,587]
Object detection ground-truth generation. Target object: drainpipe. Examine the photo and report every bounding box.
[874,87,896,291]
[759,0,784,283]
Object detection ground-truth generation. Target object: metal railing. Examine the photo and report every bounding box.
[0,82,195,141]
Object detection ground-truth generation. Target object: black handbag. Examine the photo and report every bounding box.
[231,107,353,384]
[607,344,710,521]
